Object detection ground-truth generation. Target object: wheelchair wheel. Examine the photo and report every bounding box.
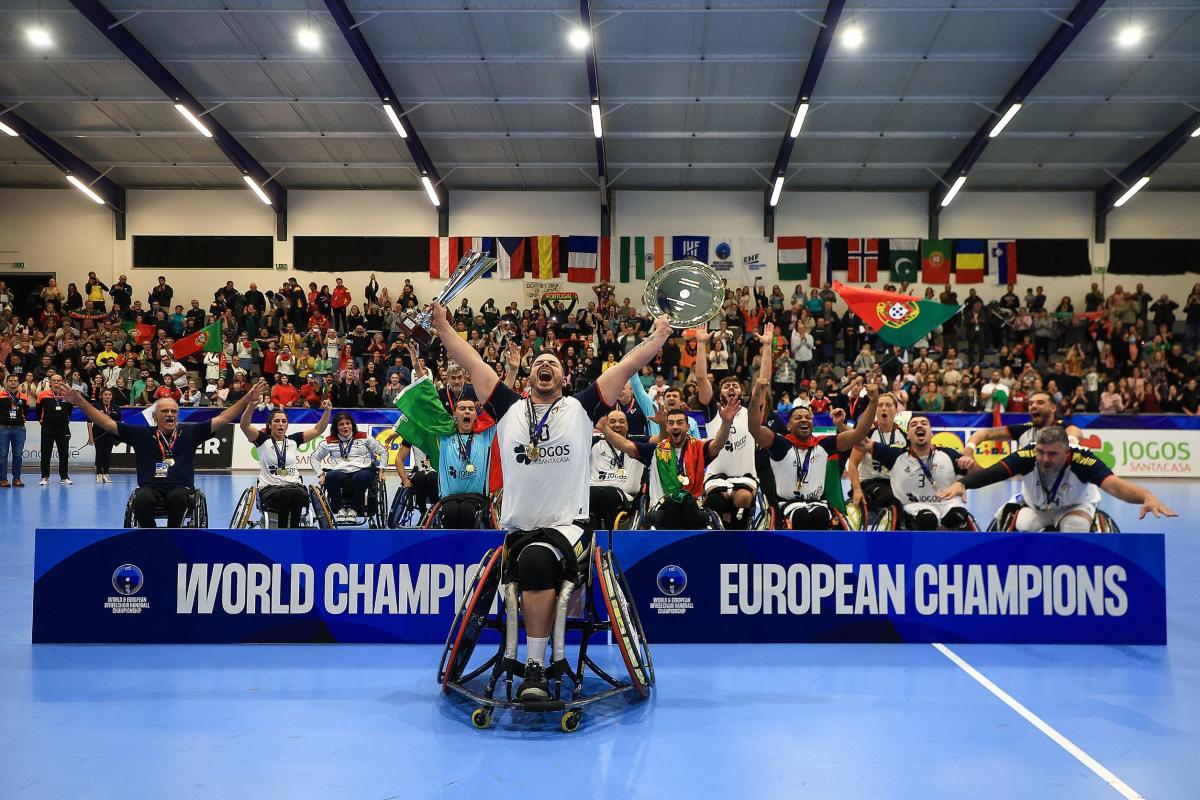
[1092,510,1120,533]
[870,505,898,532]
[368,478,389,529]
[594,547,653,699]
[842,501,864,531]
[987,502,1022,532]
[388,486,421,529]
[440,547,503,693]
[190,492,208,528]
[308,485,335,530]
[123,494,136,527]
[229,486,258,529]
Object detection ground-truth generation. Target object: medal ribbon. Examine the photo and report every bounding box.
[608,443,625,471]
[526,398,561,452]
[1037,465,1068,508]
[456,431,474,464]
[795,446,813,488]
[156,428,178,462]
[272,436,289,472]
[912,448,934,483]
[337,435,354,460]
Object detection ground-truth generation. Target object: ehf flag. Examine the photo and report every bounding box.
[672,235,709,263]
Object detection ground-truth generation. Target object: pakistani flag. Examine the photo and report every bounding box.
[832,281,962,349]
[889,238,919,283]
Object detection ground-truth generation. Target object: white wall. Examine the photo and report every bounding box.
[2,187,1198,312]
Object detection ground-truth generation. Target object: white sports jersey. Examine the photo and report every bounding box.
[857,425,906,482]
[490,382,608,537]
[871,444,963,506]
[767,434,839,502]
[704,405,754,478]
[310,432,387,474]
[590,438,644,498]
[1021,467,1102,511]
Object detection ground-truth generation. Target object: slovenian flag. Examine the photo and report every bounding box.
[989,240,1018,285]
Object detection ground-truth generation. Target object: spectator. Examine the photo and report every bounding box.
[271,374,300,408]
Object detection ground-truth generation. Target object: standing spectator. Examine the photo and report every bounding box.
[331,278,351,333]
[364,273,380,305]
[1151,294,1179,333]
[109,275,133,312]
[1184,284,1200,354]
[1099,381,1125,414]
[149,276,173,308]
[37,375,73,485]
[0,373,31,487]
[88,387,123,483]
[270,374,300,408]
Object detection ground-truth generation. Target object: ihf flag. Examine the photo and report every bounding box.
[672,235,709,263]
[711,236,773,285]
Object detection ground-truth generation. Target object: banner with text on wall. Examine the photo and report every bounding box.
[34,528,1163,645]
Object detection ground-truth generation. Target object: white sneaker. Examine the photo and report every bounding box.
[39,478,49,486]
[103,474,112,483]
[96,475,104,484]
[61,478,72,485]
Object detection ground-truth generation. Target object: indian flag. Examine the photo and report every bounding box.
[618,236,665,282]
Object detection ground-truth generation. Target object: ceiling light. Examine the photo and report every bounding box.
[26,26,52,49]
[940,175,967,207]
[66,175,105,205]
[174,104,213,138]
[1117,25,1142,47]
[568,27,591,50]
[988,103,1022,138]
[591,103,603,138]
[421,175,440,207]
[769,176,784,207]
[243,174,272,205]
[297,27,320,51]
[1191,123,1199,138]
[382,104,408,138]
[1113,176,1149,208]
[789,102,810,138]
[0,120,18,138]
[841,25,864,50]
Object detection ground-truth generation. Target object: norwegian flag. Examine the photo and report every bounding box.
[847,238,880,283]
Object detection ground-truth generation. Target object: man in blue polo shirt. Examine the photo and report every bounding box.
[57,378,265,527]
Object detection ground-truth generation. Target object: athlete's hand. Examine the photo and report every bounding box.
[321,399,332,411]
[1139,496,1178,519]
[937,481,967,501]
[650,401,669,428]
[830,408,847,428]
[693,327,711,345]
[55,382,83,405]
[430,302,450,331]
[719,398,741,423]
[649,314,672,342]
[505,343,521,369]
[956,453,977,470]
[865,382,879,401]
[851,489,864,506]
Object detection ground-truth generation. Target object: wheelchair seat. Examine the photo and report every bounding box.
[123,486,208,528]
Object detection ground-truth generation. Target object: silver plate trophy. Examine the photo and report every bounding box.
[643,259,726,328]
[400,249,497,348]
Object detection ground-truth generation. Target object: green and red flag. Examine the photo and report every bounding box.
[832,281,962,349]
[172,320,223,359]
[121,320,156,345]
[394,376,502,491]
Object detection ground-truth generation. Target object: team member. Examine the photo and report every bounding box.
[393,434,440,518]
[747,377,879,530]
[58,379,264,527]
[598,405,735,530]
[847,392,907,510]
[632,379,699,439]
[239,400,331,527]
[88,387,123,483]
[862,413,972,530]
[939,426,1176,531]
[427,397,497,528]
[589,408,649,530]
[0,373,32,487]
[37,375,74,485]
[958,390,1084,468]
[431,300,670,701]
[310,412,389,523]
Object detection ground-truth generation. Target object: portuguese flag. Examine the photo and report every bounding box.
[832,281,961,349]
[121,320,155,345]
[172,320,223,359]
[394,376,501,491]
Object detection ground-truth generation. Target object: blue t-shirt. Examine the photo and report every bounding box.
[437,426,497,496]
[116,420,214,488]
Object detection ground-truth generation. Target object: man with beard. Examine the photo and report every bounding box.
[958,390,1084,468]
[430,301,671,702]
[747,377,878,530]
[940,426,1176,531]
[588,408,650,530]
[425,397,496,529]
[846,392,907,511]
[861,413,973,530]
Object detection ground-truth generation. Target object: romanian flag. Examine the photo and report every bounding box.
[172,320,223,360]
[954,239,986,284]
[532,235,562,280]
[832,281,962,349]
[121,320,155,345]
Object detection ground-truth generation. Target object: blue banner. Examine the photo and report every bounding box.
[615,530,1166,645]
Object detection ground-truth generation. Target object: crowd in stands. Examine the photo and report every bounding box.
[2,272,1200,418]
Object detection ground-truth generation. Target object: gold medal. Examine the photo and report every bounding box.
[616,468,626,478]
[276,467,291,477]
[164,458,175,468]
[680,476,690,487]
[465,463,475,474]
[526,443,539,462]
[794,481,804,495]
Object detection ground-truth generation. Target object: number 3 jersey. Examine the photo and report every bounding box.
[869,443,967,505]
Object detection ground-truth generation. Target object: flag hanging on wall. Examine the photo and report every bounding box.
[567,235,599,283]
[889,239,920,283]
[711,236,773,286]
[833,282,962,349]
[599,236,611,282]
[428,237,492,280]
[824,238,849,286]
[777,236,810,281]
[953,239,986,284]
[672,235,709,263]
[531,235,562,280]
[495,237,528,280]
[847,238,880,283]
[618,236,665,281]
[988,240,1018,285]
[921,239,952,283]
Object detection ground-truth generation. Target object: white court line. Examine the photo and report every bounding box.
[932,642,1145,800]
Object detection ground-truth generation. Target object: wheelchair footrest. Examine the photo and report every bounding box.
[518,699,567,713]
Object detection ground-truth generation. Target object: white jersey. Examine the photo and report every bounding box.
[490,382,608,537]
[704,405,754,478]
[871,444,964,506]
[767,434,838,502]
[857,425,906,482]
[590,438,644,499]
[252,431,305,487]
[1020,467,1102,511]
[310,432,388,474]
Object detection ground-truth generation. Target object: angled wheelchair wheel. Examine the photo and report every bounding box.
[841,501,865,531]
[123,493,136,527]
[987,502,1022,532]
[190,492,208,528]
[388,486,421,529]
[870,505,898,532]
[594,547,653,698]
[1092,510,1120,533]
[229,486,258,529]
[308,485,335,530]
[440,547,503,693]
[368,478,389,529]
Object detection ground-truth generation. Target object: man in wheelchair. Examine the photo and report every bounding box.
[310,412,389,524]
[861,413,974,530]
[588,408,647,530]
[425,397,497,529]
[938,425,1177,531]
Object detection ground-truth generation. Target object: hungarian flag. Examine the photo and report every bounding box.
[618,236,665,281]
[172,320,223,359]
[566,235,599,283]
[889,239,919,283]
[496,236,528,280]
[777,236,810,282]
[121,320,155,345]
[847,238,880,283]
[832,281,962,349]
[394,376,501,491]
[989,240,1018,285]
[954,239,985,284]
[921,239,952,283]
[531,235,562,280]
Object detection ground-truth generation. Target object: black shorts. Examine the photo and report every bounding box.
[501,521,594,587]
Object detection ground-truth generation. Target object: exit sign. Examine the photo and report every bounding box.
[12,261,24,269]
[275,263,288,270]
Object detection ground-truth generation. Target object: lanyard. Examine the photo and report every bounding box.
[526,397,561,445]
[272,436,289,469]
[1037,466,1069,507]
[911,449,934,483]
[156,428,178,461]
[674,444,687,479]
[795,446,814,486]
[608,443,625,470]
[337,435,354,460]
[455,431,474,463]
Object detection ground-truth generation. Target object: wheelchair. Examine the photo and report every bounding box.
[388,485,425,529]
[773,498,865,531]
[122,487,208,528]
[228,483,335,529]
[421,492,501,530]
[439,542,654,732]
[985,498,1121,533]
[318,471,390,529]
[869,504,980,532]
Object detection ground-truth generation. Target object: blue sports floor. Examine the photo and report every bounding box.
[1,474,1196,799]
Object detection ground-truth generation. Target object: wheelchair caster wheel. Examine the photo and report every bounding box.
[470,708,492,729]
[559,709,582,733]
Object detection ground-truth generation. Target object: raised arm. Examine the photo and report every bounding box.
[430,301,499,401]
[629,372,656,419]
[694,327,713,406]
[596,315,671,403]
[754,323,775,385]
[54,381,117,435]
[502,342,521,389]
[1099,475,1178,519]
[705,398,740,459]
[847,446,867,505]
[597,415,642,459]
[834,383,879,451]
[746,377,775,448]
[238,393,260,441]
[394,442,413,487]
[301,399,332,443]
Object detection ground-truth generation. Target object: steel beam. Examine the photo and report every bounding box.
[928,0,1105,216]
[578,0,609,231]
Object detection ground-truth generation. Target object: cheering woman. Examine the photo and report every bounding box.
[239,400,332,527]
